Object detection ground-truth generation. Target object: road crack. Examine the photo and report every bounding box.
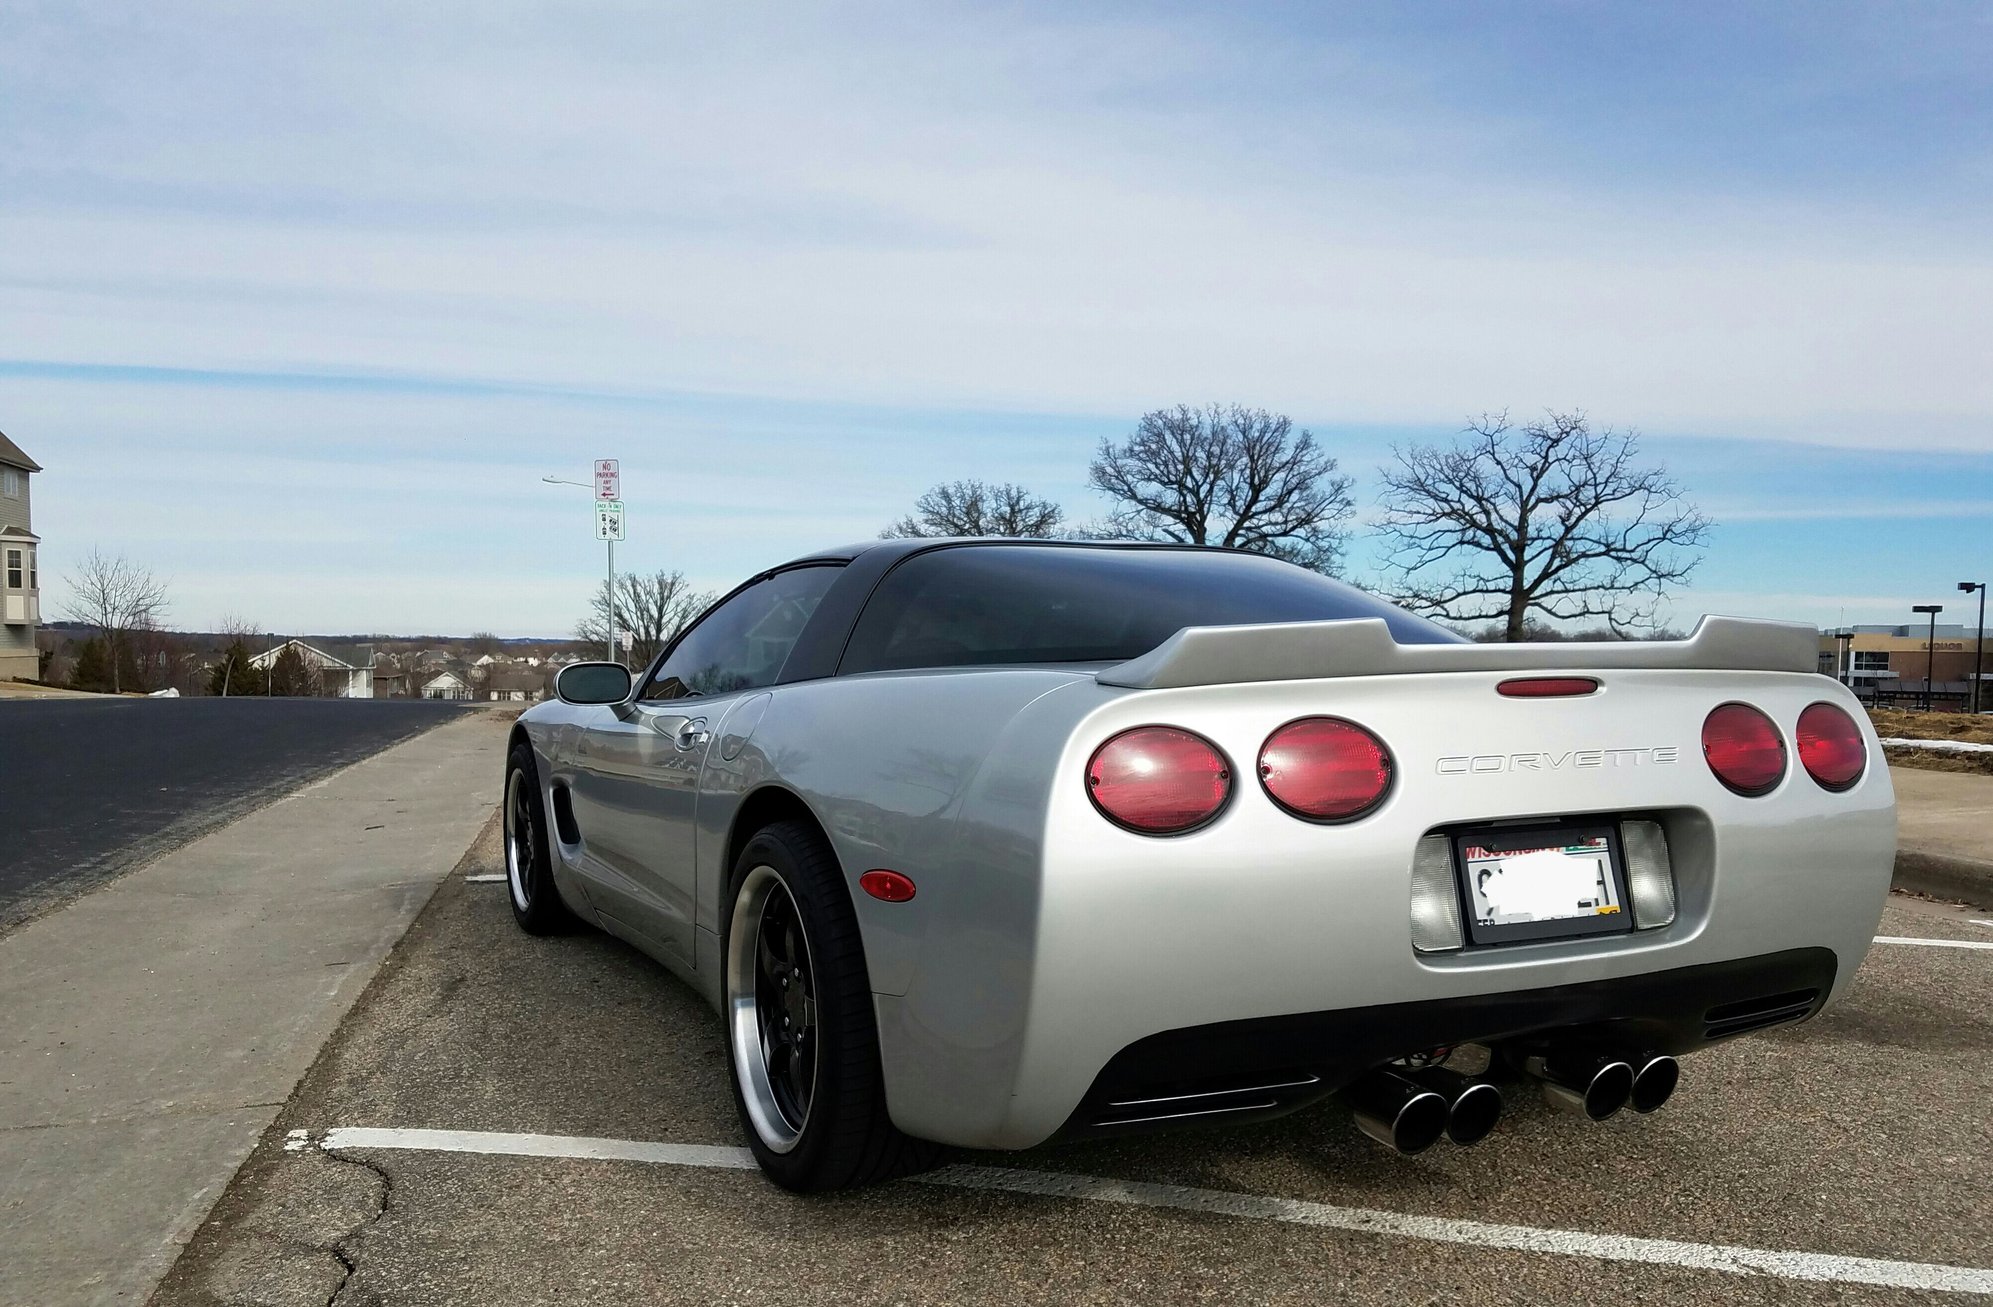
[318,1147,395,1307]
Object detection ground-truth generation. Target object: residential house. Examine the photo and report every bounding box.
[0,431,41,682]
[484,665,544,702]
[421,670,474,700]
[246,638,376,698]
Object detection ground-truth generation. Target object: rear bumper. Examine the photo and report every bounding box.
[1055,946,1835,1139]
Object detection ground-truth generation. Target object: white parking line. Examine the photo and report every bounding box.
[314,1126,1993,1295]
[463,874,507,883]
[1872,935,1993,951]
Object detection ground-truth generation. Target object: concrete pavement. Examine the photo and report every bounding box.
[0,709,508,1306]
[1891,765,1993,907]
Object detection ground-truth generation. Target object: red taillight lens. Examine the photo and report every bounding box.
[1086,726,1232,834]
[1257,717,1393,822]
[1796,702,1866,791]
[1496,677,1599,698]
[1702,703,1785,796]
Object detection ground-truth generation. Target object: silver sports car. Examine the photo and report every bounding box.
[504,539,1895,1191]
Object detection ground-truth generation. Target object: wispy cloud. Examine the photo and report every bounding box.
[2,2,1989,633]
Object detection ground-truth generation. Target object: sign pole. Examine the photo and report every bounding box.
[594,459,624,665]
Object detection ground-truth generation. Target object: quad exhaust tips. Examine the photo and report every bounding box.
[1525,1051,1680,1120]
[1349,1069,1505,1153]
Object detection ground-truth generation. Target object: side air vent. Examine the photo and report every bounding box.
[550,784,582,845]
[1091,1073,1323,1128]
[1703,989,1820,1040]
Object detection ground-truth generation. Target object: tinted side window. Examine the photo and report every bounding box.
[643,565,840,700]
[841,546,1459,674]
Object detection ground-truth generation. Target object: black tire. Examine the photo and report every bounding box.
[503,740,578,935]
[722,820,941,1191]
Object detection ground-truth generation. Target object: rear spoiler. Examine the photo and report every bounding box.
[1096,615,1820,690]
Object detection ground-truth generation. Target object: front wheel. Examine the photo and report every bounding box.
[723,821,939,1191]
[503,741,578,935]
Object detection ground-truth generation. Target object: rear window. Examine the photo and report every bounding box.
[840,545,1462,674]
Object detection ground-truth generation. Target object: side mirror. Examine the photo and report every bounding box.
[555,661,632,705]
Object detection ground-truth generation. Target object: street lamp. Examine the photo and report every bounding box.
[1961,582,1987,715]
[543,475,617,664]
[1832,628,1855,689]
[1912,604,1943,712]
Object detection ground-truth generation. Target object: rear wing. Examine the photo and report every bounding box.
[1096,615,1820,691]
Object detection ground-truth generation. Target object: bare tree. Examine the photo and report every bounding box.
[575,569,713,668]
[882,480,1065,538]
[61,549,170,693]
[1088,405,1355,572]
[1377,411,1711,641]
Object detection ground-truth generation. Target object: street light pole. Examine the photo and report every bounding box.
[1961,582,1987,715]
[544,475,618,664]
[1912,604,1943,712]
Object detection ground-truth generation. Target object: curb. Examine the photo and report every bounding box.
[1894,849,1993,911]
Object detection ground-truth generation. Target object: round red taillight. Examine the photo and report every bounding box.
[1257,717,1394,822]
[1086,726,1232,834]
[1796,702,1866,791]
[1702,703,1786,796]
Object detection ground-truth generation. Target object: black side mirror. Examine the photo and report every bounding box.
[555,661,632,705]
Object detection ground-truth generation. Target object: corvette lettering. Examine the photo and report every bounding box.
[1436,746,1680,775]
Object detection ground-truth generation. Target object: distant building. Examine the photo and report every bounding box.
[246,639,376,698]
[421,670,473,701]
[484,666,544,702]
[0,431,42,682]
[1819,623,1984,706]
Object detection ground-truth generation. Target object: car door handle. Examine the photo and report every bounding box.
[675,719,710,751]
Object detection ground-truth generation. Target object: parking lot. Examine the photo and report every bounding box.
[151,817,1993,1306]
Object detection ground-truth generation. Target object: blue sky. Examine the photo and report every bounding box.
[2,2,1988,636]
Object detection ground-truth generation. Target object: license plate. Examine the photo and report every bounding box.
[1453,824,1633,946]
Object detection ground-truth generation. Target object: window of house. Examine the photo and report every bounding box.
[1,469,18,498]
[26,549,34,590]
[5,549,20,589]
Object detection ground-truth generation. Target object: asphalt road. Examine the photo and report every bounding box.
[0,697,467,934]
[154,823,1993,1307]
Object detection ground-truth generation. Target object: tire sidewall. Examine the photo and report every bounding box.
[505,741,570,933]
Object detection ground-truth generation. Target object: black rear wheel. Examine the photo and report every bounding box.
[504,741,578,935]
[723,820,940,1190]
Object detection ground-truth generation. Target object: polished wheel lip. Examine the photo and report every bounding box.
[503,768,532,914]
[727,863,819,1154]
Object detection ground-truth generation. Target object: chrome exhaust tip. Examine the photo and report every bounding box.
[1412,1067,1504,1146]
[1629,1054,1680,1114]
[1526,1053,1634,1121]
[1348,1070,1450,1155]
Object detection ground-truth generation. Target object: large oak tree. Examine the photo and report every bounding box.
[1088,405,1354,573]
[1377,411,1710,641]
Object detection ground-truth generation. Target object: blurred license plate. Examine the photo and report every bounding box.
[1454,824,1632,946]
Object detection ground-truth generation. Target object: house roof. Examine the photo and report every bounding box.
[485,666,543,691]
[246,638,375,671]
[0,431,41,473]
[0,525,39,540]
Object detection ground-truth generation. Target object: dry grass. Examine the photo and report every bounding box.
[1870,707,1993,775]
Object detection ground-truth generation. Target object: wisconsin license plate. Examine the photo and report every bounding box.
[1454,824,1633,946]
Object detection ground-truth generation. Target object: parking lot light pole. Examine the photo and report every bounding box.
[544,476,616,664]
[1833,628,1854,688]
[1961,582,1987,714]
[1912,605,1943,712]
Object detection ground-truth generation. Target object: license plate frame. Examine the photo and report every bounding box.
[1453,823,1634,946]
